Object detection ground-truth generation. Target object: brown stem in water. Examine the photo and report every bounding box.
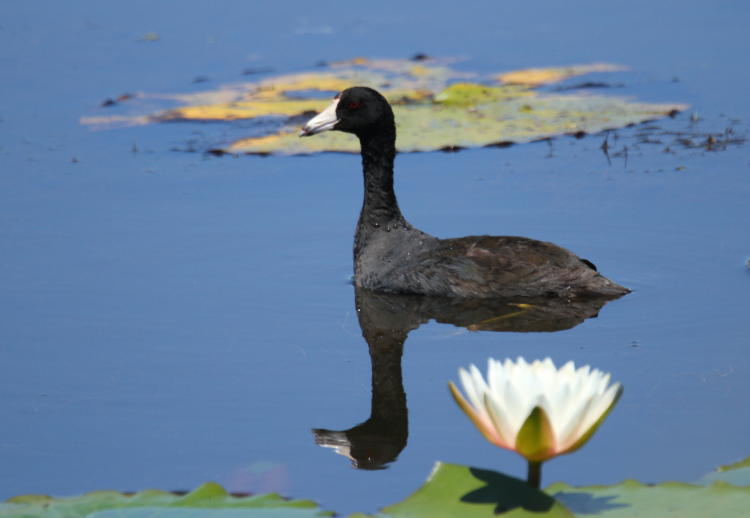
[527,460,542,489]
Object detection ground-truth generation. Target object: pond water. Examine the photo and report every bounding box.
[1,0,749,515]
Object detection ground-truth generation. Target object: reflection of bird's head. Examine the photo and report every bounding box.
[312,428,392,470]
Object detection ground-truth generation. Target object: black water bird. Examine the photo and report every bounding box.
[301,87,628,299]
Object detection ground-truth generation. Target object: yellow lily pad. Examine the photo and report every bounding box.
[229,94,684,155]
[497,63,627,86]
[80,58,687,155]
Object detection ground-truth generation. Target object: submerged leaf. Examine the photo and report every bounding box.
[699,456,750,487]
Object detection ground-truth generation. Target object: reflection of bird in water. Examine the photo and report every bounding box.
[301,87,629,299]
[312,327,406,470]
[312,287,621,470]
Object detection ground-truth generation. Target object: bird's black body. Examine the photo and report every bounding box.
[302,87,629,299]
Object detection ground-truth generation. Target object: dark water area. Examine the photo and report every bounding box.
[1,0,749,515]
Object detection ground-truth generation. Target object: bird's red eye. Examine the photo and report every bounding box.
[347,101,361,110]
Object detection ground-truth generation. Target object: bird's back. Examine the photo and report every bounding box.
[357,233,629,299]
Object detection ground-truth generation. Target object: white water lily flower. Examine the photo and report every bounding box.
[449,357,622,462]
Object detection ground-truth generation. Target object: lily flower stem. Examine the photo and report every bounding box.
[527,460,542,489]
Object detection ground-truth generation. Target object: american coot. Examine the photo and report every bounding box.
[301,87,629,299]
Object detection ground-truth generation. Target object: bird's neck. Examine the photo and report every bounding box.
[357,126,405,232]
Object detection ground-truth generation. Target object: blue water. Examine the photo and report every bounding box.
[1,0,749,515]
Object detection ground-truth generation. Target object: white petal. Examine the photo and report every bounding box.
[459,366,485,412]
[579,382,621,434]
[556,395,594,450]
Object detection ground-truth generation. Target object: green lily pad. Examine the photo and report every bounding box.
[80,58,687,155]
[358,458,750,517]
[7,457,750,517]
[547,479,750,517]
[355,461,573,517]
[0,482,332,518]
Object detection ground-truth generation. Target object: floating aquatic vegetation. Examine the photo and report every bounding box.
[4,457,750,517]
[81,58,687,155]
[373,461,750,518]
[0,482,332,517]
[496,63,626,87]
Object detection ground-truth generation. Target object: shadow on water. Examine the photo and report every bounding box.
[312,287,622,469]
[462,467,559,514]
[551,491,629,514]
